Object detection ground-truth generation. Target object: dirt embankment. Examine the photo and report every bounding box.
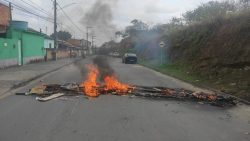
[169,12,250,100]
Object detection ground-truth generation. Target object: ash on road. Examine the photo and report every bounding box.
[0,57,249,141]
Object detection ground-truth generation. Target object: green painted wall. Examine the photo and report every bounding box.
[7,28,45,58]
[0,28,46,67]
[0,38,19,60]
[22,32,45,57]
[6,28,22,39]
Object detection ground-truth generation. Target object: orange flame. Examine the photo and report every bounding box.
[81,64,99,97]
[104,75,129,93]
[82,64,130,97]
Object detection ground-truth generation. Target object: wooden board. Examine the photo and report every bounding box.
[36,93,64,102]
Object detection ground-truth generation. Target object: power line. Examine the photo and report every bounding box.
[2,0,52,19]
[57,2,84,32]
[25,0,52,15]
[58,21,76,34]
[1,0,54,23]
[14,7,54,23]
[0,0,78,37]
[15,0,51,18]
[19,0,52,17]
[0,0,8,5]
[14,6,53,21]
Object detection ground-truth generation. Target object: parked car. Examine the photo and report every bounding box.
[122,53,137,64]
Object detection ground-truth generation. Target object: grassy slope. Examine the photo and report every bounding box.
[139,60,208,87]
[141,12,250,101]
[140,60,250,101]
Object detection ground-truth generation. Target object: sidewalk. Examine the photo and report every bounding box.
[0,58,80,96]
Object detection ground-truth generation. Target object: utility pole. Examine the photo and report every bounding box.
[92,36,96,48]
[54,0,57,60]
[9,2,12,22]
[86,26,92,55]
[86,28,89,55]
[92,35,96,54]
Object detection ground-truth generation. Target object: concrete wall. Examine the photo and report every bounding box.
[46,49,71,60]
[0,38,19,68]
[57,50,70,59]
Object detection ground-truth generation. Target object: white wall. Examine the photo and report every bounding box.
[44,39,54,49]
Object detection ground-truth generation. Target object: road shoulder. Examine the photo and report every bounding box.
[0,58,80,97]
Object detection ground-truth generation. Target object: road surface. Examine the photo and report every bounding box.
[0,57,249,141]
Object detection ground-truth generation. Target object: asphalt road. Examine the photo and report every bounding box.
[0,57,249,141]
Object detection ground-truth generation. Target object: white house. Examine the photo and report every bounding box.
[44,36,54,49]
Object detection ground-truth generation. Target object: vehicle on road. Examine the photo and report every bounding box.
[122,53,137,64]
[109,52,120,58]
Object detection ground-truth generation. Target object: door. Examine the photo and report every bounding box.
[17,40,22,66]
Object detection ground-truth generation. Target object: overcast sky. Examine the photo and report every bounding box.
[3,0,223,45]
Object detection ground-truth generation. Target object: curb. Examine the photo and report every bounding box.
[0,59,80,96]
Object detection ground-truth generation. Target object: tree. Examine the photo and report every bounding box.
[130,19,149,31]
[50,31,72,41]
[240,0,250,4]
[124,19,149,37]
[170,17,183,25]
[183,1,236,24]
[240,0,250,9]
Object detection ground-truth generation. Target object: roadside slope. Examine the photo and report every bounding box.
[168,12,250,100]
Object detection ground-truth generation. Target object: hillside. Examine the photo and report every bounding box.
[168,12,250,100]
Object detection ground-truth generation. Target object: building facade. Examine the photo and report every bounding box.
[0,38,19,68]
[6,27,45,64]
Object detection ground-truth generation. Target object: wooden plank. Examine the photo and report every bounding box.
[36,93,64,102]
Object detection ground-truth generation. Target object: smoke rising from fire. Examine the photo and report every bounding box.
[80,0,118,45]
[93,56,114,81]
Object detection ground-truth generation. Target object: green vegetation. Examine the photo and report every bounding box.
[140,61,204,85]
[140,59,250,101]
[50,31,72,41]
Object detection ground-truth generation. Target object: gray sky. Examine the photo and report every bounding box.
[6,0,223,45]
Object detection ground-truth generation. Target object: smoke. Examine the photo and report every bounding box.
[74,55,114,82]
[93,56,114,81]
[80,0,118,45]
[74,60,88,78]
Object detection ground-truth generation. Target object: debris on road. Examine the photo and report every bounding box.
[36,93,64,102]
[30,85,47,95]
[16,83,237,107]
[15,63,238,106]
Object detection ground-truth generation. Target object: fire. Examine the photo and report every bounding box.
[81,64,99,97]
[82,64,130,97]
[104,75,129,93]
